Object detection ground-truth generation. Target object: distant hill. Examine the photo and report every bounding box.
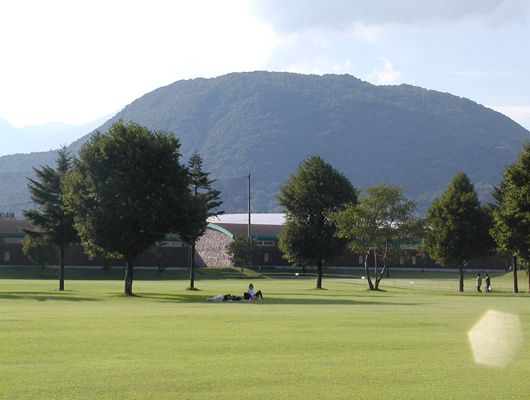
[0,118,32,156]
[1,71,529,216]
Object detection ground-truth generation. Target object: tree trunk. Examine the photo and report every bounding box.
[59,244,65,291]
[189,242,195,289]
[513,256,518,293]
[458,265,464,292]
[374,252,382,290]
[527,266,530,292]
[316,259,323,289]
[124,259,134,296]
[364,251,374,290]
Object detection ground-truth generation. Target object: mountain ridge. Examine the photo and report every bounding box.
[1,71,528,216]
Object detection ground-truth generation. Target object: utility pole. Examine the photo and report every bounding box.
[248,173,252,268]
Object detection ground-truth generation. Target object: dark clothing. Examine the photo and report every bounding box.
[243,290,263,300]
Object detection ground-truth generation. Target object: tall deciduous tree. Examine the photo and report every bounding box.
[331,182,419,290]
[490,140,530,292]
[421,171,494,292]
[22,147,77,290]
[277,154,357,288]
[181,151,223,289]
[63,121,195,295]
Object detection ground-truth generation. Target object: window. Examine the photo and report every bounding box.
[161,241,183,247]
[257,240,274,247]
[411,256,416,265]
[264,253,269,262]
[358,255,363,265]
[4,252,10,262]
[5,238,23,244]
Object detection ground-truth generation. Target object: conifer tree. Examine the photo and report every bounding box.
[182,151,223,289]
[421,171,493,292]
[490,140,530,292]
[22,147,78,290]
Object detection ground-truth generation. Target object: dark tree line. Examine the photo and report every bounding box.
[23,121,222,295]
[276,152,529,293]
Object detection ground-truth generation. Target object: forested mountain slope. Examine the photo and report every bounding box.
[2,71,528,215]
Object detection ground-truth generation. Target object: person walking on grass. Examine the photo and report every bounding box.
[484,274,491,293]
[476,274,482,293]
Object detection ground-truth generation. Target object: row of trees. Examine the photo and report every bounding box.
[23,121,222,295]
[22,120,530,294]
[276,151,530,293]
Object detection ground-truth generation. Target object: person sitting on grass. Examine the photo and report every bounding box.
[207,294,233,302]
[243,283,263,300]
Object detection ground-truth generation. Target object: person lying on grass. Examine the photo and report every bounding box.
[206,294,244,302]
[243,283,264,300]
[207,294,232,302]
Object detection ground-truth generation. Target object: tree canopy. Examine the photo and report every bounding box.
[490,139,530,292]
[277,154,358,288]
[226,236,260,273]
[421,171,493,292]
[22,147,77,290]
[331,182,418,290]
[63,120,196,295]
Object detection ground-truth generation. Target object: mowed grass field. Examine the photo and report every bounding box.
[1,267,529,400]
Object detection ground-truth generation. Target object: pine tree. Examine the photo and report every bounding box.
[22,147,78,290]
[421,171,493,292]
[183,151,223,289]
[490,140,530,292]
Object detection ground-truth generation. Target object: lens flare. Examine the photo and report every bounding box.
[468,310,522,368]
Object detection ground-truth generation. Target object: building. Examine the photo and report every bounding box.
[0,219,188,268]
[0,215,509,270]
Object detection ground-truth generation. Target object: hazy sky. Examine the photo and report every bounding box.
[2,0,529,130]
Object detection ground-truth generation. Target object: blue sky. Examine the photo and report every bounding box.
[1,0,529,133]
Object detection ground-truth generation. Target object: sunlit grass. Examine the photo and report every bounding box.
[1,269,529,399]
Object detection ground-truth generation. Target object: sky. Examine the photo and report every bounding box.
[1,0,530,132]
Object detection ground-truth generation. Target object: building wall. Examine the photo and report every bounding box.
[0,236,188,268]
[195,229,233,267]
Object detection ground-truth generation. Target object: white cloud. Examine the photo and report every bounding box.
[369,58,403,85]
[249,0,530,32]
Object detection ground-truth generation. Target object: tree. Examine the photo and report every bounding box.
[421,171,494,292]
[22,232,59,274]
[226,236,260,272]
[180,151,223,289]
[490,140,530,292]
[63,120,195,295]
[331,182,419,290]
[22,147,77,290]
[277,154,358,288]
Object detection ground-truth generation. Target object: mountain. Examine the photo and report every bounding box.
[1,71,529,217]
[0,118,32,156]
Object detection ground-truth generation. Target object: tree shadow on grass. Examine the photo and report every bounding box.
[134,292,206,303]
[248,297,424,306]
[0,291,100,302]
[140,292,423,306]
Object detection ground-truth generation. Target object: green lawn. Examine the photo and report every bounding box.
[1,268,529,399]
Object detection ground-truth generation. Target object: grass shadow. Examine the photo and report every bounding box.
[0,291,100,302]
